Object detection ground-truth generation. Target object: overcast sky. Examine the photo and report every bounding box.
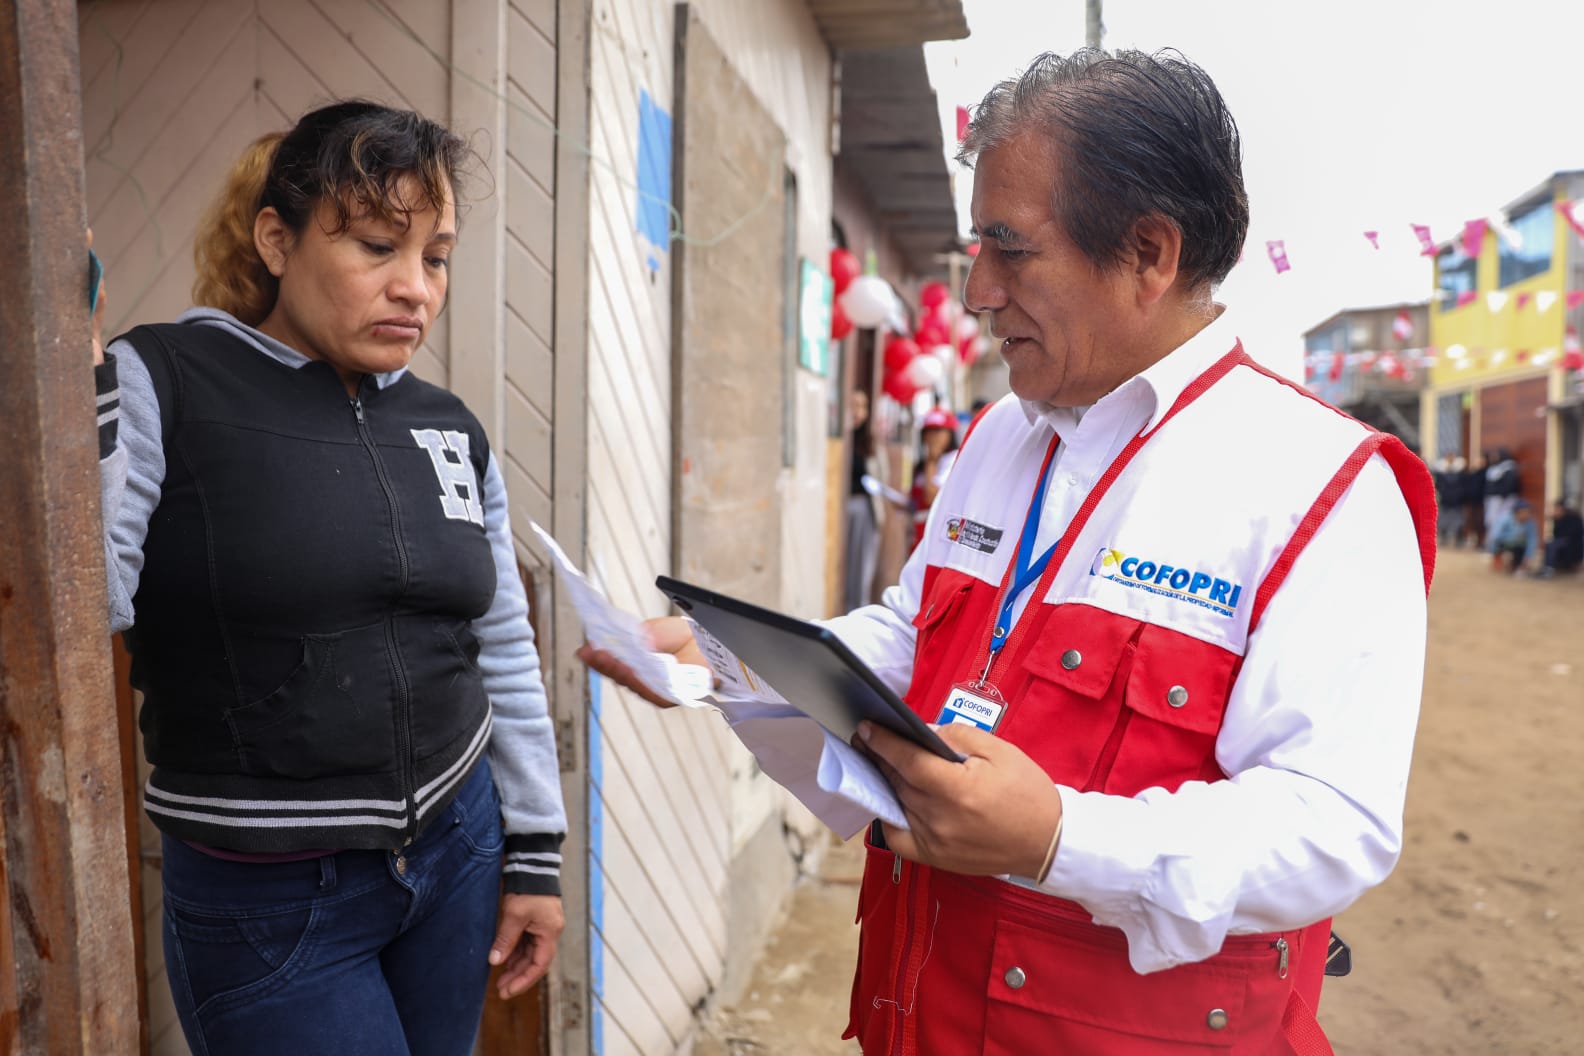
[926,0,1584,377]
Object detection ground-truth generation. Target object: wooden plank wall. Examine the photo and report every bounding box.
[582,1,833,1052]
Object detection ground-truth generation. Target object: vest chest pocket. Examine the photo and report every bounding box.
[1101,624,1239,796]
[904,574,978,713]
[1000,604,1145,786]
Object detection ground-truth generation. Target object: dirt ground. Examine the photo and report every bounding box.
[696,550,1584,1055]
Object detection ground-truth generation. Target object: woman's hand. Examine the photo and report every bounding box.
[575,616,705,709]
[490,893,565,1000]
[89,229,107,365]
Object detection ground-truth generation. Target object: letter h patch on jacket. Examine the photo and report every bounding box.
[411,428,485,526]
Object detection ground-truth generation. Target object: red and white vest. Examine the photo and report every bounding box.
[844,348,1436,1055]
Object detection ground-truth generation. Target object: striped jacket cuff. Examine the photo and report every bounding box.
[502,832,564,896]
[94,356,119,459]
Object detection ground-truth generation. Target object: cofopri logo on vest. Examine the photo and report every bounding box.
[1090,547,1243,617]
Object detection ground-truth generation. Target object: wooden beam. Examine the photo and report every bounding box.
[0,1,139,1052]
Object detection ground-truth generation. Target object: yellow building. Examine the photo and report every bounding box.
[1421,170,1584,510]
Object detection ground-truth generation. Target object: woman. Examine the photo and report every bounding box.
[843,389,882,610]
[908,407,959,549]
[91,101,564,1055]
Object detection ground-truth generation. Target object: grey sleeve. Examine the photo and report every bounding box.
[476,453,568,896]
[99,339,167,634]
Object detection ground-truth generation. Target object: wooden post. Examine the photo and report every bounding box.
[0,0,139,1051]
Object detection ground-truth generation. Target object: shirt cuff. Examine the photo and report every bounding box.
[502,832,564,896]
[1040,785,1238,973]
[94,355,119,460]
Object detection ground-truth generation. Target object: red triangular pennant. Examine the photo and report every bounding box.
[1560,200,1584,241]
[1461,218,1488,259]
[1266,240,1291,274]
[1411,223,1437,256]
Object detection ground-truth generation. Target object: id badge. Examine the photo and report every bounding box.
[939,681,1006,733]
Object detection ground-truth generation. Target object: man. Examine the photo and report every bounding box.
[1487,500,1539,573]
[1538,499,1583,577]
[586,49,1434,1054]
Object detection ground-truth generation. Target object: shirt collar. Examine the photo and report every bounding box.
[1017,306,1238,435]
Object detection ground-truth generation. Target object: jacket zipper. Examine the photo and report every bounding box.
[889,859,916,1056]
[352,391,418,840]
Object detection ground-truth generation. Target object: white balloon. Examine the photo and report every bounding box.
[931,343,956,371]
[954,314,980,341]
[905,353,945,388]
[839,275,893,329]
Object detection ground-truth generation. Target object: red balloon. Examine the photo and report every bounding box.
[883,336,920,374]
[1563,350,1584,372]
[920,281,950,310]
[831,301,853,341]
[956,334,980,367]
[829,248,861,296]
[915,319,950,348]
[883,371,920,404]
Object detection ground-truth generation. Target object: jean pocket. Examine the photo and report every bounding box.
[451,766,505,860]
[165,901,319,1017]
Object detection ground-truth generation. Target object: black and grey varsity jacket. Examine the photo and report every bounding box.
[96,309,564,895]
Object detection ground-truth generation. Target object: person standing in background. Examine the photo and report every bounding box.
[844,389,883,610]
[909,406,960,549]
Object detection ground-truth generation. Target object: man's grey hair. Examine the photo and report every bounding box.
[959,49,1248,290]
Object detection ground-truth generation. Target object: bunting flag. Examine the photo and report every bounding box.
[1538,291,1559,313]
[1486,291,1509,313]
[1364,230,1380,249]
[1567,291,1584,310]
[1566,326,1584,371]
[955,105,970,142]
[1455,290,1478,308]
[1461,218,1488,259]
[1329,351,1344,382]
[1411,223,1437,256]
[1560,200,1584,241]
[1392,309,1413,341]
[1266,240,1291,274]
[1517,291,1533,310]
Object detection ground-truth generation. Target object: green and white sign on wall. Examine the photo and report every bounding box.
[798,258,832,375]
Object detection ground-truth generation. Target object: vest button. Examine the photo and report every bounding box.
[394,854,408,876]
[1167,685,1189,708]
[1206,1008,1228,1030]
[1060,649,1082,671]
[1004,966,1026,990]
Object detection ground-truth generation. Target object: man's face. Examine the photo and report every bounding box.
[963,127,1144,407]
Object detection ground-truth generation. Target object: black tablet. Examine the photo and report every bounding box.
[656,575,962,762]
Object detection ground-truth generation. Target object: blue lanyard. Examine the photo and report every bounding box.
[989,455,1059,656]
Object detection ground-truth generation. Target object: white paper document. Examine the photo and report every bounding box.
[529,521,710,708]
[532,520,907,836]
[691,622,908,838]
[861,473,910,509]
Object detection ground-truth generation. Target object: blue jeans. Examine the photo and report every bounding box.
[161,760,504,1056]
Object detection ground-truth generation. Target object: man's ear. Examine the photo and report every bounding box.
[254,207,293,278]
[1131,212,1183,306]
